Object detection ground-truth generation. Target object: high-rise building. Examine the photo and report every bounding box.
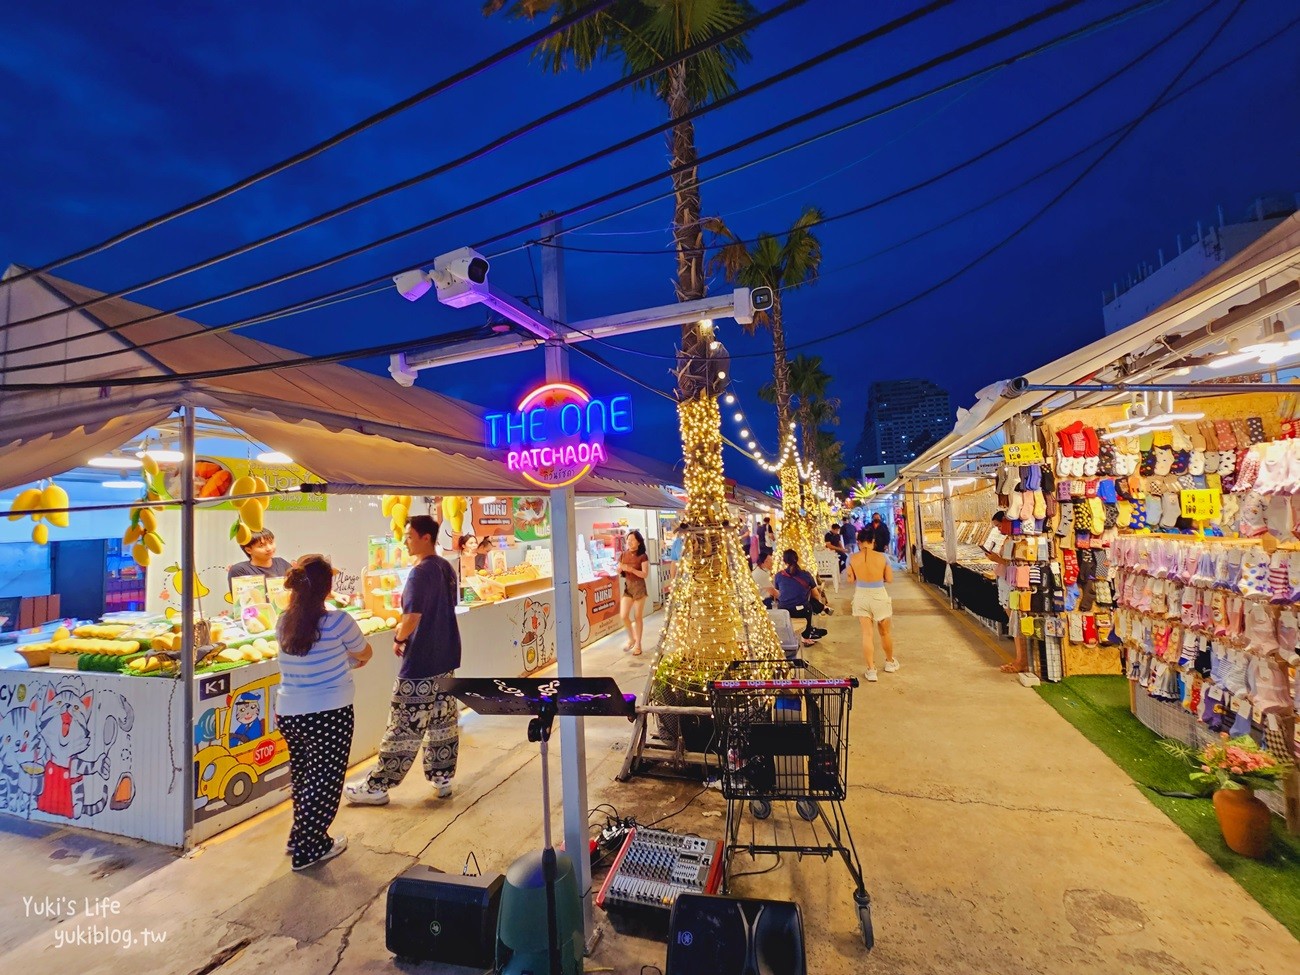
[856,379,951,466]
[1102,194,1297,335]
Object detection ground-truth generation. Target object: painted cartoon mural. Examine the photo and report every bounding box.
[511,596,554,672]
[0,679,136,822]
[194,665,289,823]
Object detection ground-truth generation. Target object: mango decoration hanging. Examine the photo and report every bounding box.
[383,494,414,536]
[440,495,467,533]
[228,473,271,543]
[7,481,71,545]
[127,461,173,567]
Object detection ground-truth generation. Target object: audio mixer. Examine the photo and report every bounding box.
[596,827,723,940]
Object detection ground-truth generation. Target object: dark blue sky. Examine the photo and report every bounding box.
[2,1,1297,491]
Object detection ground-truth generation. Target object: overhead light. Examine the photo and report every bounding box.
[724,394,736,405]
[102,480,141,490]
[740,429,750,438]
[87,455,143,469]
[747,441,757,449]
[733,413,743,422]
[717,370,727,380]
[136,448,185,463]
[709,341,720,351]
[257,451,293,465]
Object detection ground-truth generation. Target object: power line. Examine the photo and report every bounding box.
[0,0,1069,368]
[529,0,1216,257]
[0,0,812,335]
[1,0,618,288]
[551,2,1293,362]
[1,6,1282,395]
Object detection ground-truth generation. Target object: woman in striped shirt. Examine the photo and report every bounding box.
[276,554,372,871]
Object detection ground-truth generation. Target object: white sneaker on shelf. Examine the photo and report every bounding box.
[344,782,389,806]
[864,668,878,682]
[883,659,900,673]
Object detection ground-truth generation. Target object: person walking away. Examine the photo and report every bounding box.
[775,549,829,645]
[752,552,778,609]
[619,529,650,655]
[276,554,372,870]
[847,528,897,682]
[346,515,462,805]
[870,513,891,556]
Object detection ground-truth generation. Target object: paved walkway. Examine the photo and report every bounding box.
[1,572,1297,974]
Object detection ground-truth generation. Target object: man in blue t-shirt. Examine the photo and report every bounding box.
[346,514,463,806]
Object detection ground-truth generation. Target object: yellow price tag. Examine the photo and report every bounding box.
[1002,442,1044,464]
[1179,489,1221,521]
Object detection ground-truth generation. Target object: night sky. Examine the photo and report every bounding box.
[2,1,1297,491]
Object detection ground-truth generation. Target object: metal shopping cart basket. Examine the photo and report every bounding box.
[710,658,872,948]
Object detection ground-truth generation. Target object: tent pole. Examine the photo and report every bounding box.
[940,459,958,608]
[180,405,196,851]
[542,215,596,952]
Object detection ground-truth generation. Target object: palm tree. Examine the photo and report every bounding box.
[705,206,824,428]
[486,1,782,700]
[788,355,839,554]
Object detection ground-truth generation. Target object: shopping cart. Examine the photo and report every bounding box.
[710,659,872,949]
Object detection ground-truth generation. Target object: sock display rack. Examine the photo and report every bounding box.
[999,389,1300,787]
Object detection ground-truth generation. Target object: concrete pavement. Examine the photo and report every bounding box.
[1,570,1297,974]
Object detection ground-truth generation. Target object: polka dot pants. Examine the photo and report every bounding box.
[365,675,459,791]
[279,704,354,869]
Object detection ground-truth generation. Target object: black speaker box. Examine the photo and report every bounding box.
[385,864,503,968]
[666,893,805,975]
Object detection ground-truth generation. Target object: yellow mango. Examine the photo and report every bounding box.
[235,522,252,546]
[143,532,164,555]
[239,499,264,532]
[132,543,150,567]
[41,483,70,527]
[32,523,48,545]
[9,488,42,521]
[123,524,144,545]
[139,508,157,532]
[141,455,160,478]
[251,476,271,509]
[381,495,397,517]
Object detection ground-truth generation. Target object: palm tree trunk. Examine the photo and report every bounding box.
[668,61,710,400]
[769,292,792,431]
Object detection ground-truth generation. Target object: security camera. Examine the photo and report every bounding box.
[393,269,433,302]
[388,352,418,387]
[430,246,491,308]
[733,286,774,325]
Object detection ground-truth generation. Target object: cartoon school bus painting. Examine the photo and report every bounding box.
[194,671,288,813]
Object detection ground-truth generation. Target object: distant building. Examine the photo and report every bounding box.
[856,380,951,466]
[1102,194,1298,335]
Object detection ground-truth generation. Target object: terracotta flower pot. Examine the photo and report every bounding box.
[1212,788,1272,859]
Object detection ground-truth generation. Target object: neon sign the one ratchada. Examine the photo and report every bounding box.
[484,382,633,488]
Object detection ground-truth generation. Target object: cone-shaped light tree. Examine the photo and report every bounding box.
[485,1,782,696]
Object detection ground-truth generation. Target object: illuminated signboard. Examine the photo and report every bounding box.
[484,382,633,488]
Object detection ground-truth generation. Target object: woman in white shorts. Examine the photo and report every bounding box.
[846,528,897,682]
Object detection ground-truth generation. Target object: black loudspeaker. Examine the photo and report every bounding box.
[385,864,503,968]
[666,893,805,975]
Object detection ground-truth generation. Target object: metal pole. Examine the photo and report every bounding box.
[542,215,595,950]
[180,406,196,850]
[939,458,958,608]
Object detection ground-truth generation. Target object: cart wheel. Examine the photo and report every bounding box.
[795,799,818,822]
[854,891,874,950]
[749,799,772,820]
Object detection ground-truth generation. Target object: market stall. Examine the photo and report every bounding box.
[0,267,682,847]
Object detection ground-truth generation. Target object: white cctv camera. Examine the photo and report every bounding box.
[732,286,774,326]
[393,269,433,302]
[430,246,491,308]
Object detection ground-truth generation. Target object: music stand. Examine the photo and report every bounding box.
[443,676,636,975]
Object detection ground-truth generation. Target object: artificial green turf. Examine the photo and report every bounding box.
[1036,675,1300,939]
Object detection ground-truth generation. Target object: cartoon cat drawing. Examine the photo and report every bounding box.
[36,684,109,820]
[577,588,591,645]
[517,598,553,672]
[0,699,43,817]
[81,691,136,816]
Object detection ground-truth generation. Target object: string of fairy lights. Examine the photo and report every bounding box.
[720,388,838,502]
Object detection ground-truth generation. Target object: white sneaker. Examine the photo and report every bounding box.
[293,835,347,871]
[344,782,389,806]
[434,781,453,799]
[883,659,900,673]
[864,668,878,682]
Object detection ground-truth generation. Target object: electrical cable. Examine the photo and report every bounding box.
[0,0,619,288]
[0,0,812,335]
[487,0,1168,257]
[645,786,710,828]
[528,0,1219,257]
[0,0,1072,367]
[3,1,1280,391]
[545,2,1293,362]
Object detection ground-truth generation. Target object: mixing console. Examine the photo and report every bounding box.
[596,827,723,939]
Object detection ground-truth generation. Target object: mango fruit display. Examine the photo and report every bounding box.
[8,481,70,543]
[229,479,271,543]
[441,495,467,533]
[382,494,414,536]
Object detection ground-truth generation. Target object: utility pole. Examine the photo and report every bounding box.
[540,215,596,949]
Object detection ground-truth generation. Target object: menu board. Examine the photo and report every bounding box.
[513,497,551,541]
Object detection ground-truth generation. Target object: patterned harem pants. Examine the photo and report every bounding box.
[364,674,459,790]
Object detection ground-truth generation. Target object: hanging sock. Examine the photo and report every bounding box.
[1225,594,1246,643]
[1269,551,1292,604]
[1253,657,1293,711]
[1238,547,1272,598]
[1222,648,1251,698]
[1211,590,1229,637]
[1244,603,1279,655]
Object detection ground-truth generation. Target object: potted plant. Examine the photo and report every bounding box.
[1163,734,1288,858]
